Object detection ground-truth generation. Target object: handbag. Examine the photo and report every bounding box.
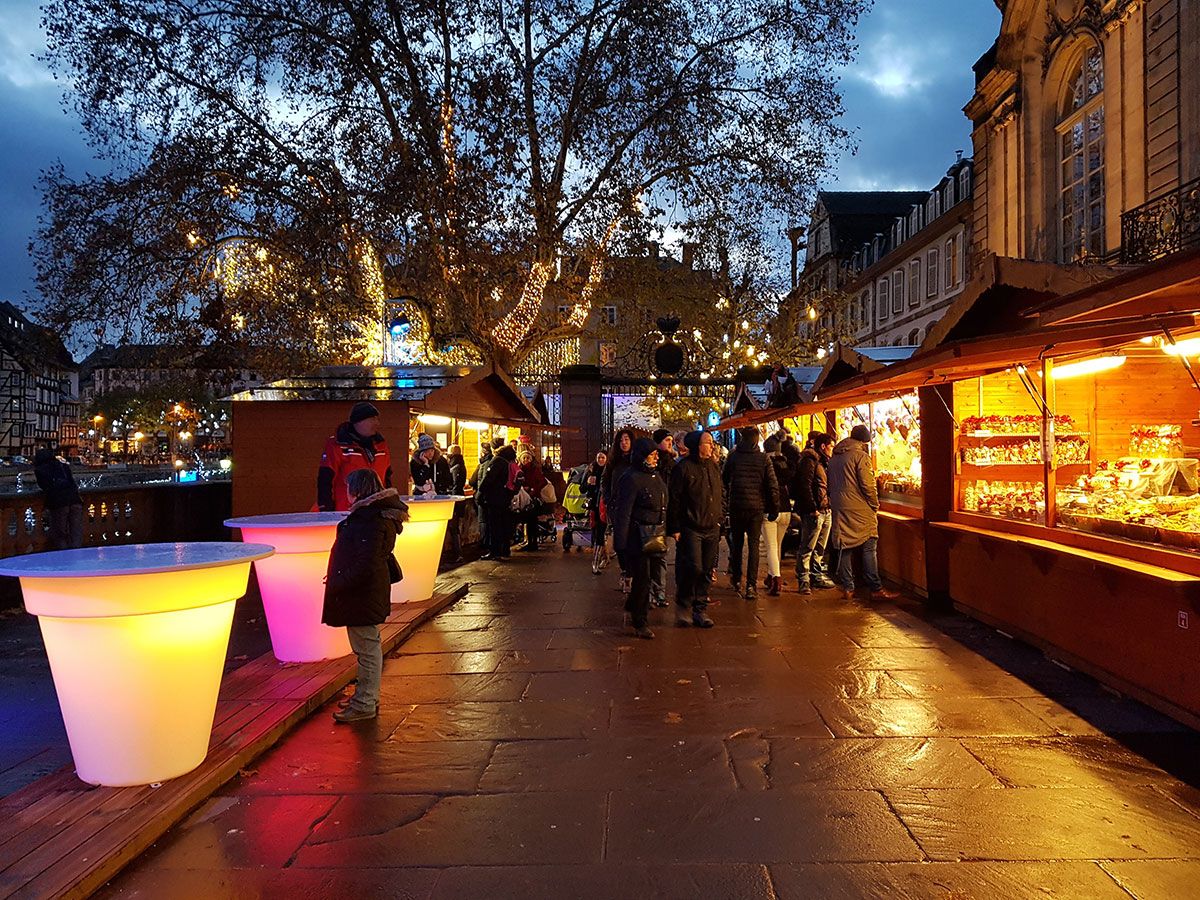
[387,553,403,584]
[639,522,667,556]
[539,482,557,505]
[511,487,533,512]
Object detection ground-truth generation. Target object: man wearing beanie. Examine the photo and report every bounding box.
[317,401,393,511]
[667,430,721,627]
[722,426,779,601]
[827,425,898,602]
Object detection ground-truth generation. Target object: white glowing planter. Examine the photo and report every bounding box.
[0,543,273,787]
[392,495,464,603]
[225,512,352,663]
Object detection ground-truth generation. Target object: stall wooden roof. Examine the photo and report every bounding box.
[225,362,574,431]
[1030,246,1200,326]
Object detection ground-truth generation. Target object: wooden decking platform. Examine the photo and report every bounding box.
[0,581,469,900]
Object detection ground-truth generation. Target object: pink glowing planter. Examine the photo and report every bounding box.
[0,542,272,787]
[224,512,352,663]
[392,495,465,603]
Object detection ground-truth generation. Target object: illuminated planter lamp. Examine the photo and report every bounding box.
[224,512,351,662]
[392,495,465,603]
[0,542,273,787]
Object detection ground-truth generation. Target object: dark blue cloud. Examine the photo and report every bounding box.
[831,0,1001,190]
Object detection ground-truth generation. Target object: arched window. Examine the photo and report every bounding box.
[1058,44,1105,262]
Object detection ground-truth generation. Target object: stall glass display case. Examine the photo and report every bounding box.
[835,394,923,512]
[952,371,1053,524]
[1050,349,1200,552]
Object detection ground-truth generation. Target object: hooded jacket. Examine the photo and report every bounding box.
[317,421,393,511]
[479,445,518,507]
[33,448,82,510]
[827,437,879,549]
[611,437,667,551]
[667,432,723,534]
[447,452,468,494]
[721,434,780,518]
[322,489,408,627]
[792,446,830,515]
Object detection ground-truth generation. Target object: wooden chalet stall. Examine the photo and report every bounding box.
[227,363,545,518]
[826,247,1200,725]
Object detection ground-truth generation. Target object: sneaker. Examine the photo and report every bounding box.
[813,577,836,589]
[651,593,669,608]
[333,704,378,723]
[729,575,742,591]
[744,588,757,602]
[703,595,720,608]
[797,582,812,596]
[692,612,714,628]
[633,625,655,640]
[675,608,692,627]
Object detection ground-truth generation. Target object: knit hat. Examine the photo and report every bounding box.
[349,401,380,424]
[850,424,872,443]
[652,428,672,444]
[682,431,704,453]
[631,436,658,468]
[416,433,435,453]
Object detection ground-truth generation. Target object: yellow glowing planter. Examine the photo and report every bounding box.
[225,512,351,663]
[392,495,464,603]
[0,543,273,787]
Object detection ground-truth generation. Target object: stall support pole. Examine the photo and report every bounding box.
[920,384,955,610]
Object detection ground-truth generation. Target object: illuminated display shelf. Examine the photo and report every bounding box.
[224,512,352,663]
[0,542,273,787]
[392,495,465,604]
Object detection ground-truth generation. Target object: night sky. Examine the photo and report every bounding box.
[0,0,1001,315]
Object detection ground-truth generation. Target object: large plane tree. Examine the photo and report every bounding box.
[35,0,866,370]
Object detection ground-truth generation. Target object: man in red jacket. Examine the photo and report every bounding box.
[317,401,394,511]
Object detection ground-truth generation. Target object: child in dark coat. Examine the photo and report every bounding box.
[322,469,409,722]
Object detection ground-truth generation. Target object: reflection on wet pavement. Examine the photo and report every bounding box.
[102,552,1200,899]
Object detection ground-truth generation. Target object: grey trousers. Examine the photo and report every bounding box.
[347,624,382,711]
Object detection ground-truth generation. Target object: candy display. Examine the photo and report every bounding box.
[961,414,1074,436]
[871,395,922,503]
[962,480,1045,522]
[1129,424,1183,458]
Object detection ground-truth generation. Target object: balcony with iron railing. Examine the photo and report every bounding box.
[1120,177,1200,265]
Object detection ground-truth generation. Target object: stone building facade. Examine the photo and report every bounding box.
[0,302,79,456]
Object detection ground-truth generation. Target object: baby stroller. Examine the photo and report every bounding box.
[560,464,593,552]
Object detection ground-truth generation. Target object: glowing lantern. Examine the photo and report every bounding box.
[0,542,273,787]
[392,495,464,603]
[225,512,351,662]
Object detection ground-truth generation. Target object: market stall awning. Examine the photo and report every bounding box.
[812,312,1200,402]
[1029,246,1200,326]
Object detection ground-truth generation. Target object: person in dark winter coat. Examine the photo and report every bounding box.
[479,444,518,559]
[517,448,548,550]
[648,428,677,606]
[612,437,667,639]
[761,435,794,596]
[586,450,609,567]
[317,401,394,511]
[410,434,453,496]
[446,445,468,494]
[828,425,899,602]
[471,437,506,552]
[602,428,635,589]
[792,431,836,593]
[721,427,780,601]
[667,431,721,627]
[322,469,409,722]
[33,447,83,549]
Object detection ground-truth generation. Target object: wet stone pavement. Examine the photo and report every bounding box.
[102,549,1200,899]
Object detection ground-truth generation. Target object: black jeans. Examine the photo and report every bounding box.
[728,514,763,588]
[624,530,653,628]
[488,505,512,557]
[675,526,719,611]
[49,504,84,550]
[477,501,490,551]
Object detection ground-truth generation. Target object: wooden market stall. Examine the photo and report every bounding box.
[822,247,1200,725]
[226,363,546,518]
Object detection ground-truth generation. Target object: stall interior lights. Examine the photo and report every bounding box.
[1052,354,1127,380]
[417,414,452,426]
[1160,338,1200,357]
[458,421,488,430]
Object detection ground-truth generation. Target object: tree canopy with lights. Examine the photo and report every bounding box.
[36,0,866,371]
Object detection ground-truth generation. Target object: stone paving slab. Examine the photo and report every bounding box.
[101,550,1200,898]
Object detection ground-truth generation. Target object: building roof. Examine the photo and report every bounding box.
[818,191,931,255]
[0,301,77,372]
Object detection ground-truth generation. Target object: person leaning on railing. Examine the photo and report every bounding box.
[33,447,84,550]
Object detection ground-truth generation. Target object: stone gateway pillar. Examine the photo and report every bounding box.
[559,365,603,469]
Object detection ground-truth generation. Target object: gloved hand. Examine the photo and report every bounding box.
[767,511,779,522]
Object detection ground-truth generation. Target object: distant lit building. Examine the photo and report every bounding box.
[0,301,79,455]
